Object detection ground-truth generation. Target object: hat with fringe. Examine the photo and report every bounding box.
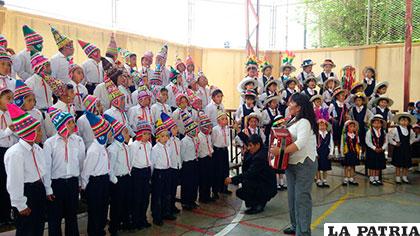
[30,51,49,74]
[104,114,126,143]
[47,107,77,137]
[245,55,259,69]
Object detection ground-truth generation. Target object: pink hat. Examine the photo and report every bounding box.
[7,104,40,142]
[175,93,189,107]
[185,55,194,66]
[142,50,153,60]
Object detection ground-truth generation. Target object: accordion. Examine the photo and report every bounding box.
[269,127,293,171]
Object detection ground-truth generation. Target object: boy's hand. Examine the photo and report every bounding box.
[224,177,232,185]
[47,194,55,201]
[19,208,31,216]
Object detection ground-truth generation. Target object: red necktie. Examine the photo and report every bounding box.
[64,139,68,162]
[123,144,131,171]
[143,143,150,166]
[31,148,42,181]
[41,79,50,107]
[163,145,169,168]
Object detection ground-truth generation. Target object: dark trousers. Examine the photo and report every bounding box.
[85,83,98,95]
[169,168,180,212]
[181,160,199,205]
[151,169,171,221]
[0,147,12,223]
[109,174,132,233]
[86,175,110,236]
[198,156,212,201]
[131,167,151,227]
[47,177,79,236]
[14,181,46,236]
[236,186,265,208]
[213,147,229,194]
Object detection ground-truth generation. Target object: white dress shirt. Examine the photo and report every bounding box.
[205,101,225,127]
[81,140,112,189]
[128,104,153,132]
[262,107,279,125]
[151,102,172,125]
[198,132,213,158]
[322,89,334,105]
[76,114,95,150]
[197,86,211,107]
[129,140,152,169]
[365,128,388,151]
[281,88,296,105]
[93,82,110,110]
[25,74,53,109]
[12,50,33,81]
[371,106,394,122]
[70,81,88,112]
[151,142,171,170]
[388,126,416,145]
[104,106,134,136]
[168,136,182,169]
[50,52,71,84]
[234,104,260,123]
[4,139,46,211]
[287,118,317,164]
[166,82,186,108]
[0,110,18,148]
[119,85,134,110]
[43,134,85,195]
[211,125,231,148]
[0,75,16,92]
[82,58,104,85]
[108,141,132,181]
[181,135,199,162]
[53,100,76,116]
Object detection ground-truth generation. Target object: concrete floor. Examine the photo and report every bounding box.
[1,164,420,236]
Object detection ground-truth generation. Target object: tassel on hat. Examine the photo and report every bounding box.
[47,107,77,138]
[86,111,112,145]
[103,114,126,143]
[50,25,73,49]
[30,51,49,74]
[14,80,33,107]
[106,33,118,58]
[22,25,43,48]
[7,103,40,142]
[78,39,99,58]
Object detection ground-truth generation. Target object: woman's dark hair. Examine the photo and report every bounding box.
[108,67,124,86]
[289,93,318,134]
[248,134,263,147]
[101,57,113,72]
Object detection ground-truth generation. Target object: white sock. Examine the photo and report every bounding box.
[396,176,401,182]
[374,176,379,181]
[343,177,348,182]
[279,178,284,185]
[402,176,408,182]
[322,179,328,183]
[369,176,375,182]
[349,177,354,182]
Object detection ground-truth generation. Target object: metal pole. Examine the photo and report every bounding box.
[303,3,307,49]
[256,0,260,57]
[403,0,412,110]
[366,0,371,45]
[245,0,250,54]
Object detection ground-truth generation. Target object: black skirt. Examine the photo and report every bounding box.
[341,152,360,167]
[366,148,386,170]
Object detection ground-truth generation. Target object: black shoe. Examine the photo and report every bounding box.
[212,193,219,200]
[316,182,323,188]
[376,180,383,185]
[163,214,177,221]
[172,206,181,214]
[199,198,211,204]
[349,180,359,186]
[143,221,152,228]
[182,204,194,211]
[342,181,348,186]
[192,202,199,209]
[283,226,296,235]
[402,179,410,184]
[323,182,330,188]
[153,220,164,226]
[244,205,264,215]
[221,189,232,195]
[369,180,376,186]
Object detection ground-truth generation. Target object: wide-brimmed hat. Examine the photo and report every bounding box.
[304,75,318,85]
[260,60,273,72]
[352,92,367,104]
[320,59,336,68]
[363,66,376,75]
[309,94,323,103]
[280,62,296,72]
[350,81,367,94]
[301,59,315,68]
[241,89,257,99]
[332,87,347,98]
[264,79,280,92]
[373,81,389,94]
[239,76,257,91]
[323,77,340,90]
[263,94,281,107]
[370,114,387,127]
[283,77,299,88]
[246,112,261,125]
[317,119,332,131]
[370,96,394,108]
[393,112,417,126]
[344,119,359,131]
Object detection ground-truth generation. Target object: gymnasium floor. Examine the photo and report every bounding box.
[1,164,419,236]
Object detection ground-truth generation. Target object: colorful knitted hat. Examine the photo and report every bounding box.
[30,51,49,74]
[68,63,83,79]
[22,25,43,48]
[157,44,168,59]
[0,47,11,63]
[280,50,296,72]
[169,66,180,83]
[86,111,112,145]
[106,33,118,58]
[104,76,125,106]
[0,34,7,48]
[185,55,194,66]
[160,112,176,131]
[78,39,99,58]
[83,95,98,113]
[135,119,152,138]
[41,74,66,98]
[155,119,168,138]
[7,103,40,142]
[191,95,202,110]
[137,89,151,103]
[175,56,186,69]
[104,114,126,143]
[245,55,259,69]
[199,111,212,128]
[182,111,198,136]
[14,80,34,107]
[47,107,76,138]
[175,93,189,107]
[50,25,73,49]
[217,111,227,121]
[118,47,136,61]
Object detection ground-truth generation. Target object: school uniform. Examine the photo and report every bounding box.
[363,77,376,97]
[389,126,416,168]
[93,82,111,110]
[280,88,296,115]
[168,136,182,214]
[166,82,186,109]
[82,58,104,94]
[129,140,152,228]
[318,71,337,86]
[365,128,387,170]
[53,100,76,116]
[81,140,113,236]
[197,86,211,107]
[296,71,315,87]
[235,104,260,129]
[301,87,318,100]
[371,106,393,123]
[257,75,274,94]
[0,75,16,92]
[258,91,277,108]
[128,104,153,133]
[180,135,200,206]
[150,142,172,222]
[104,106,134,136]
[108,141,133,233]
[76,114,95,151]
[151,102,172,125]
[25,74,53,110]
[317,131,333,171]
[119,85,134,110]
[69,81,88,118]
[322,88,334,106]
[205,100,225,127]
[0,110,18,224]
[172,108,191,136]
[12,50,33,81]
[4,139,46,236]
[262,107,280,145]
[329,100,348,146]
[198,132,214,202]
[43,134,85,236]
[211,125,231,194]
[340,133,360,167]
[50,51,72,84]
[349,105,373,149]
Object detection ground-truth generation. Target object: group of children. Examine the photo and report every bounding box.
[0,25,232,235]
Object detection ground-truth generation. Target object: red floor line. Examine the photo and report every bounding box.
[239,220,281,233]
[191,208,231,219]
[165,221,215,235]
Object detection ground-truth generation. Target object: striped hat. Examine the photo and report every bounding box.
[14,80,34,107]
[155,119,168,138]
[160,112,176,131]
[104,76,124,106]
[185,55,194,66]
[217,111,227,121]
[104,114,126,143]
[30,51,49,74]
[0,34,7,48]
[118,47,135,61]
[191,95,202,110]
[169,66,180,83]
[86,111,112,145]
[135,119,152,138]
[41,73,66,98]
[175,93,189,107]
[199,111,212,128]
[182,111,198,136]
[106,33,118,58]
[157,44,168,59]
[22,25,43,48]
[0,47,11,63]
[7,103,40,142]
[142,50,153,60]
[47,107,76,137]
[68,63,83,79]
[137,89,151,102]
[50,25,73,49]
[78,39,99,58]
[83,95,98,113]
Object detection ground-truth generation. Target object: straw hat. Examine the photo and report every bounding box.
[370,96,394,108]
[310,94,323,103]
[264,79,280,92]
[263,94,281,107]
[350,81,367,94]
[323,77,340,91]
[239,76,257,91]
[320,59,336,68]
[241,89,257,99]
[317,119,332,131]
[280,62,296,72]
[301,59,316,68]
[304,75,318,85]
[373,81,389,94]
[332,87,347,98]
[351,92,367,104]
[393,112,417,126]
[344,119,359,131]
[246,112,261,125]
[283,77,299,88]
[370,114,387,127]
[363,66,376,75]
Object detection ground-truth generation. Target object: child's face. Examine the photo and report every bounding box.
[263,67,272,76]
[399,117,410,127]
[171,126,179,136]
[378,99,388,108]
[122,128,130,143]
[378,86,387,95]
[129,55,137,67]
[245,82,254,90]
[179,97,188,109]
[176,74,183,84]
[213,93,223,104]
[188,128,198,138]
[190,81,198,91]
[372,120,382,129]
[71,68,84,84]
[303,65,312,72]
[187,64,194,72]
[140,97,151,107]
[288,81,296,90]
[0,91,13,110]
[159,132,170,144]
[95,101,104,115]
[336,93,345,102]
[200,125,212,135]
[141,132,151,142]
[355,86,363,93]
[193,100,202,110]
[218,115,228,127]
[348,123,356,133]
[0,61,11,75]
[408,105,414,111]
[283,67,291,76]
[43,63,52,75]
[65,89,76,104]
[22,94,36,111]
[365,70,374,78]
[326,80,335,89]
[34,126,43,144]
[66,120,76,136]
[90,49,101,61]
[308,80,316,89]
[198,77,208,87]
[245,97,255,107]
[248,67,258,77]
[159,91,168,103]
[268,100,278,109]
[354,97,364,107]
[314,98,322,107]
[323,64,332,72]
[248,117,258,128]
[177,64,186,72]
[268,83,277,92]
[319,122,327,131]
